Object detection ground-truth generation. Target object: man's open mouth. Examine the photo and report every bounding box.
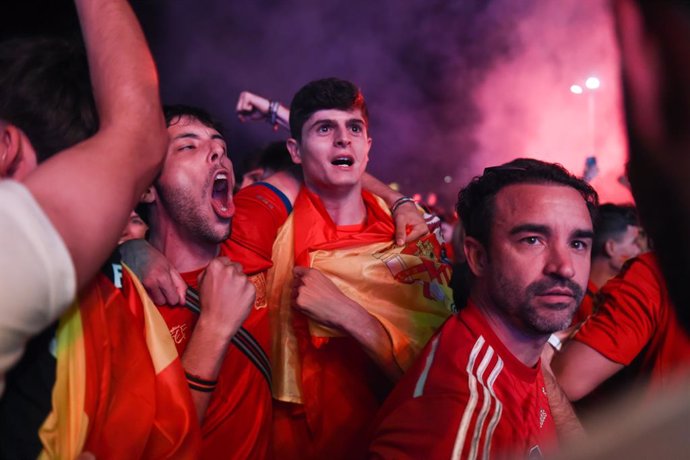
[331,156,354,167]
[211,171,232,218]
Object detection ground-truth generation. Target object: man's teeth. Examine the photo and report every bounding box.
[215,172,227,181]
[332,157,353,166]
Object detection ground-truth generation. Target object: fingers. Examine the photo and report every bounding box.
[405,222,429,243]
[235,91,270,121]
[392,202,429,246]
[144,269,184,305]
[158,272,184,306]
[236,91,252,113]
[171,270,188,306]
[148,285,168,306]
[207,256,242,273]
[394,222,407,247]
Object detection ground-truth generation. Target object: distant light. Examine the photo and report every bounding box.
[443,175,452,183]
[427,193,438,207]
[412,193,422,203]
[570,84,583,95]
[585,77,600,90]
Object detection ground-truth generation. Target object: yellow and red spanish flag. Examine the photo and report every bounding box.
[39,266,200,459]
[267,188,455,405]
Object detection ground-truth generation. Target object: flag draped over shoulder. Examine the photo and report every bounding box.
[39,266,200,459]
[267,188,454,404]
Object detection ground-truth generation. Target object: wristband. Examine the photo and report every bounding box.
[547,334,563,351]
[268,100,280,126]
[390,196,415,214]
[185,372,217,393]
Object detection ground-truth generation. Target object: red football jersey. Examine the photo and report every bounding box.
[157,269,271,460]
[574,253,690,393]
[222,181,291,275]
[370,301,557,460]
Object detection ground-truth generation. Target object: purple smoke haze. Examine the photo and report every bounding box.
[5,0,629,210]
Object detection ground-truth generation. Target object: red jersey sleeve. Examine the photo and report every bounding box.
[574,255,663,365]
[221,183,291,275]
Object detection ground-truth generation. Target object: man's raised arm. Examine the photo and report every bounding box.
[23,0,167,290]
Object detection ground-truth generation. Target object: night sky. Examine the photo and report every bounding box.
[3,0,631,211]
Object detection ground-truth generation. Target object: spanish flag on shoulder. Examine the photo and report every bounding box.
[268,188,455,404]
[39,264,200,459]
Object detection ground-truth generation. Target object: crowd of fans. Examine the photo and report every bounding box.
[2,0,690,458]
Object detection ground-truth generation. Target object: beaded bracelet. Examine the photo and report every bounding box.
[390,196,415,214]
[268,100,280,126]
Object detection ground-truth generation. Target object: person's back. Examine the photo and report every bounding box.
[554,252,690,402]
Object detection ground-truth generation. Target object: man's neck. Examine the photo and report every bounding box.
[471,289,547,368]
[305,181,366,226]
[148,218,218,274]
[589,257,615,290]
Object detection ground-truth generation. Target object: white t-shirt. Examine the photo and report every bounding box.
[0,180,76,396]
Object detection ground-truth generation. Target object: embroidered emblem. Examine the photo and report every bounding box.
[170,323,188,344]
[249,272,267,309]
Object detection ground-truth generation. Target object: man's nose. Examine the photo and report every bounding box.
[334,128,352,148]
[544,244,575,279]
[207,143,223,163]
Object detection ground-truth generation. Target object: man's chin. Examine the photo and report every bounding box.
[527,304,577,335]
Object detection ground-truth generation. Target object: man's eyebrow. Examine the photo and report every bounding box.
[173,133,200,141]
[310,118,335,127]
[509,224,550,236]
[572,229,595,240]
[173,132,225,143]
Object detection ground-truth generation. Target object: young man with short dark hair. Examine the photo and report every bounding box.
[270,77,453,459]
[42,105,270,459]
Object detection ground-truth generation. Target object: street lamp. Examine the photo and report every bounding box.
[585,77,600,90]
[570,76,601,159]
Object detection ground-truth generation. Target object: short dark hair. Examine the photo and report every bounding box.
[456,158,599,247]
[289,77,369,142]
[0,37,98,163]
[135,104,226,225]
[163,104,225,138]
[592,203,638,258]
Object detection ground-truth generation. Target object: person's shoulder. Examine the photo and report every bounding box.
[234,183,292,226]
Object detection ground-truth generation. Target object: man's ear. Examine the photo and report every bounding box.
[464,236,488,277]
[0,123,31,179]
[604,239,617,259]
[140,185,157,204]
[286,138,302,165]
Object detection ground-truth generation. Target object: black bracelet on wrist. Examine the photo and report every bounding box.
[185,372,218,392]
[390,196,415,214]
